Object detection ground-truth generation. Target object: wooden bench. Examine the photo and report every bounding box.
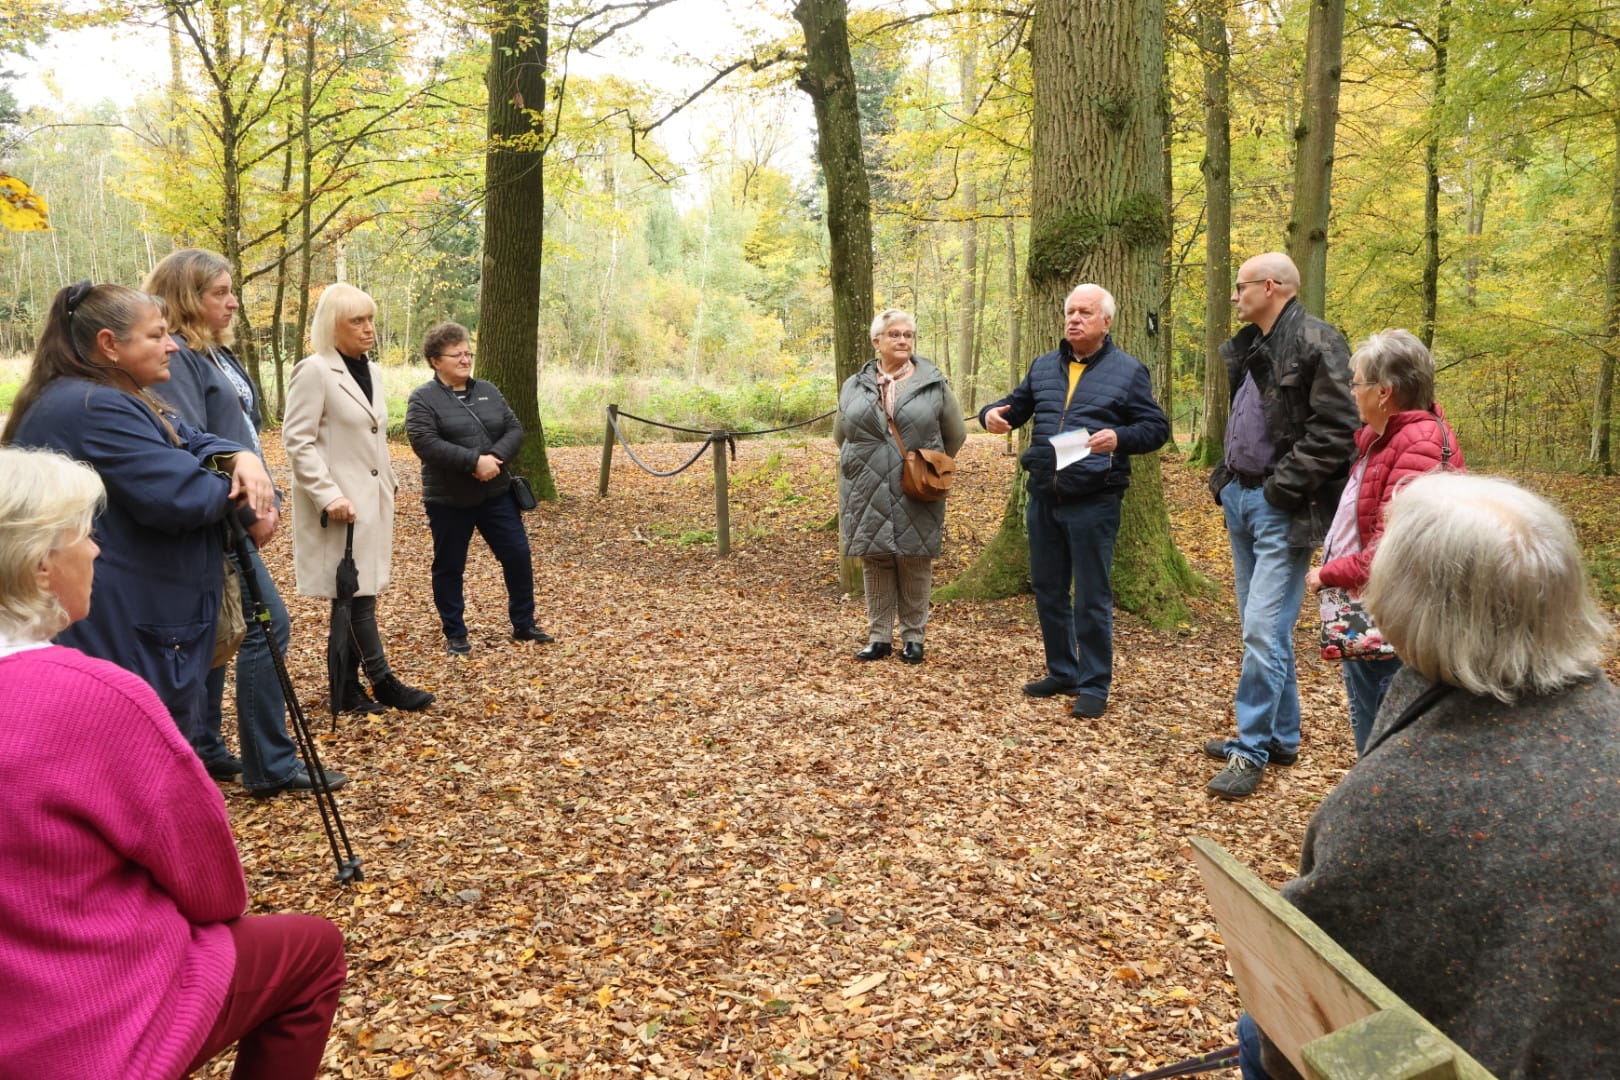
[1190,838,1498,1080]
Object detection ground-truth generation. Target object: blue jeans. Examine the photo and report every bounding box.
[201,540,302,789]
[1026,491,1123,702]
[1237,1014,1274,1080]
[1342,656,1401,756]
[1221,482,1311,766]
[425,494,536,639]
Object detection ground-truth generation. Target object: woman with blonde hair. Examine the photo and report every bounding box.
[0,446,345,1080]
[145,248,346,795]
[284,283,432,712]
[2,281,274,753]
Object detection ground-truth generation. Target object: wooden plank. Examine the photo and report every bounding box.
[1190,838,1496,1080]
[1302,1008,1459,1080]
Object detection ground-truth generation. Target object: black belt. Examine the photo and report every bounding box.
[1232,471,1269,489]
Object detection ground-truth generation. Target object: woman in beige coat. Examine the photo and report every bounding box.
[283,284,432,713]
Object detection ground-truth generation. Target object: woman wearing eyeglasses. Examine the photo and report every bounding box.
[404,322,549,658]
[1302,329,1464,755]
[833,308,966,665]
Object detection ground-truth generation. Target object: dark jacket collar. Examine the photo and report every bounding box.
[1058,334,1114,365]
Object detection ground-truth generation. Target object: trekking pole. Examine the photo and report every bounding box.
[226,511,364,885]
[1122,1044,1239,1079]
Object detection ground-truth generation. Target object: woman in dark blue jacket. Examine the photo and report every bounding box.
[146,249,346,796]
[1,281,275,752]
[404,322,550,657]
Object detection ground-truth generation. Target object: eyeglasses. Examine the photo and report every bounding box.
[1233,279,1270,293]
[882,330,915,340]
[1350,380,1378,389]
[438,350,474,362]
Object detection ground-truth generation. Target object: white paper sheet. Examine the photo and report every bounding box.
[1051,428,1090,470]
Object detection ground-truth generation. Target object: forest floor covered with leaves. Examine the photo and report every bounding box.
[218,434,1620,1080]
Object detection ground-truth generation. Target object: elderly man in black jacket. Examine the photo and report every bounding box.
[1202,253,1357,799]
[405,322,553,656]
[980,284,1170,720]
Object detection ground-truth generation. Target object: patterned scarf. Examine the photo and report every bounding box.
[875,360,915,418]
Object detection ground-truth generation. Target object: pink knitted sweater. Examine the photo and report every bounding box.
[0,646,248,1080]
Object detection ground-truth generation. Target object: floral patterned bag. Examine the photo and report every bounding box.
[1319,587,1395,661]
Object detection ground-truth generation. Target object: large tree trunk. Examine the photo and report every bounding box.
[1285,0,1346,316]
[477,0,555,498]
[794,0,874,595]
[958,25,980,412]
[940,0,1197,626]
[1592,104,1620,475]
[1191,0,1232,467]
[1420,0,1451,350]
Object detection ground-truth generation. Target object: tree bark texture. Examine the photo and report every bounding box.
[794,0,875,596]
[1285,0,1346,317]
[477,0,555,498]
[942,0,1198,625]
[1193,0,1232,467]
[792,0,875,388]
[1593,104,1620,475]
[1420,0,1451,350]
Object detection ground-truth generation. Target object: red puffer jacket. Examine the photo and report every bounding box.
[1317,404,1464,591]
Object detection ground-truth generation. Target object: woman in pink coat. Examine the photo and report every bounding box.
[1305,329,1464,753]
[0,446,345,1080]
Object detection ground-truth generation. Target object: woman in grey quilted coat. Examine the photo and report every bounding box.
[833,309,966,665]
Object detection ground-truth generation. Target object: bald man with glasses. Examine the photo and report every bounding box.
[1202,253,1357,799]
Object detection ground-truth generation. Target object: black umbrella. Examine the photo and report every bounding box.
[324,512,359,732]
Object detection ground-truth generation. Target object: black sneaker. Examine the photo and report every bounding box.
[204,754,243,781]
[1207,755,1264,799]
[1022,675,1081,698]
[250,765,350,799]
[446,635,471,657]
[373,675,434,711]
[1070,695,1107,719]
[512,626,556,644]
[1202,739,1297,767]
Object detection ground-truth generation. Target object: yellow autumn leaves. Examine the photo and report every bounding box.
[0,174,49,230]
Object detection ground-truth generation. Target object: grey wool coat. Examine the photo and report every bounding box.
[834,357,966,559]
[1260,666,1620,1079]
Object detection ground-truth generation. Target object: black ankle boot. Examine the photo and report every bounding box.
[372,674,434,712]
[337,656,385,715]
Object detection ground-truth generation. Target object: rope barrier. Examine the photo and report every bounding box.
[726,408,837,437]
[605,406,836,478]
[606,410,717,477]
[611,408,715,437]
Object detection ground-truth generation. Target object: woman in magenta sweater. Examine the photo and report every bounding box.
[1305,329,1464,754]
[0,445,345,1079]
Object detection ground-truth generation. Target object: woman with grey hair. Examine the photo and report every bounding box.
[284,283,432,713]
[1302,328,1463,754]
[1237,472,1620,1080]
[833,308,966,664]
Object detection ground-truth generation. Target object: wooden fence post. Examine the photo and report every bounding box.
[598,403,617,496]
[712,432,730,556]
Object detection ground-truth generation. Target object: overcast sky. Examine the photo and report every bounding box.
[13,2,817,187]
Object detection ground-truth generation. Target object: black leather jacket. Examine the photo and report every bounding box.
[1208,298,1358,546]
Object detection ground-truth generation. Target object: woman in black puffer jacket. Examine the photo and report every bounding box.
[404,322,553,657]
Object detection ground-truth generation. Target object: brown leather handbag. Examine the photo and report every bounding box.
[888,417,955,502]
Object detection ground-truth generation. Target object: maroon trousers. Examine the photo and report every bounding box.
[184,913,346,1080]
